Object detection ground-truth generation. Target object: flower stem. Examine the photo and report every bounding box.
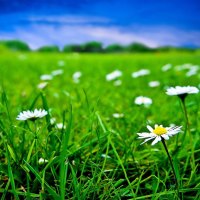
[180,99,195,166]
[161,138,181,199]
[181,99,191,141]
[33,121,38,170]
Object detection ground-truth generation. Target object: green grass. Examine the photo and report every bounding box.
[0,51,200,199]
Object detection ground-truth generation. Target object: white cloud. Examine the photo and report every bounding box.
[0,15,200,49]
[28,15,111,24]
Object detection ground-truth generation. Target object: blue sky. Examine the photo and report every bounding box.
[0,0,200,49]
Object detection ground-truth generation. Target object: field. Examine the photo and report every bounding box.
[0,51,200,199]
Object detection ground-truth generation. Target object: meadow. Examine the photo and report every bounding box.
[0,50,200,199]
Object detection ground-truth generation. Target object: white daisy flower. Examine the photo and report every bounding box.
[16,109,48,121]
[38,158,48,165]
[166,86,199,97]
[51,69,64,76]
[161,63,172,71]
[106,70,122,81]
[101,154,111,159]
[175,63,192,71]
[137,124,182,145]
[37,82,48,89]
[40,74,53,81]
[73,71,82,79]
[135,96,152,105]
[56,123,66,129]
[57,60,65,67]
[73,71,82,83]
[186,65,199,77]
[186,70,197,77]
[181,63,194,70]
[112,113,124,118]
[131,69,150,78]
[113,80,122,86]
[148,81,160,87]
[50,117,56,124]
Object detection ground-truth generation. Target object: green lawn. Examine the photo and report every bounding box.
[0,51,200,199]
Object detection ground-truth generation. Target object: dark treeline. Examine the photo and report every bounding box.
[0,40,198,53]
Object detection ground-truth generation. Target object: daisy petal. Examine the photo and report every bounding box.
[147,125,153,132]
[140,137,155,145]
[162,134,169,140]
[137,132,154,138]
[151,136,161,145]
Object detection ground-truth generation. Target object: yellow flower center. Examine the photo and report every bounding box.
[153,126,167,135]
